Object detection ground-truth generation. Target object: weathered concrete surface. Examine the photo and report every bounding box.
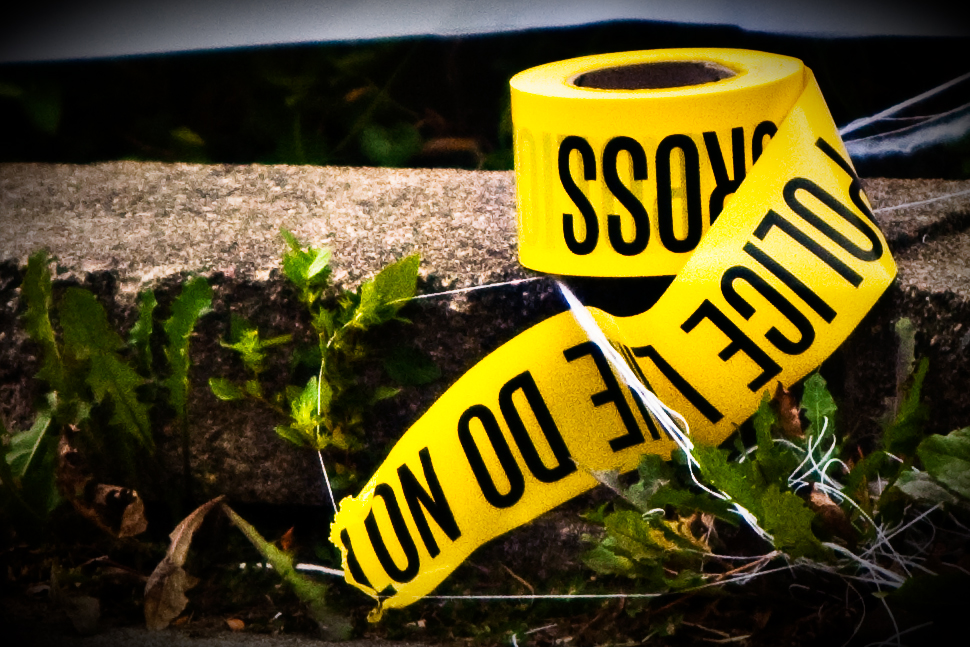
[1,163,970,507]
[0,163,522,290]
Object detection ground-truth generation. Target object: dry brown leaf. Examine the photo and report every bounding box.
[279,527,295,552]
[56,430,148,538]
[772,382,804,438]
[226,618,246,631]
[144,496,224,631]
[92,484,149,537]
[808,484,857,548]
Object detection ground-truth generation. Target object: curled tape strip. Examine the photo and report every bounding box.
[330,49,896,616]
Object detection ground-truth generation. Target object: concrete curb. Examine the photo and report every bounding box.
[2,163,969,506]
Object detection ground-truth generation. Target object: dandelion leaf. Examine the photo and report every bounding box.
[759,485,826,559]
[801,373,836,436]
[162,277,212,416]
[88,354,153,449]
[129,290,157,374]
[22,251,64,389]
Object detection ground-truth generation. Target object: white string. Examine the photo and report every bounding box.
[845,99,970,145]
[307,125,969,605]
[296,563,346,577]
[872,187,970,214]
[423,593,662,600]
[318,450,338,514]
[556,280,774,544]
[407,276,543,300]
[839,70,970,138]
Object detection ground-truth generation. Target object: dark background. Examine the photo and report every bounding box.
[1,19,968,177]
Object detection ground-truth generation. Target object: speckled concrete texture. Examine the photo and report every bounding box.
[1,163,969,506]
[0,163,526,293]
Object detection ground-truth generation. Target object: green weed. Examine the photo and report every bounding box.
[210,229,435,478]
[583,317,970,640]
[1,251,211,526]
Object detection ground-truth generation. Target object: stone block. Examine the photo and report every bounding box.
[1,163,969,506]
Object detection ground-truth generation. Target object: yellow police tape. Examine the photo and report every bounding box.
[330,49,897,616]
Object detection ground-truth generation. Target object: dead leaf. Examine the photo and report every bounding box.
[772,383,803,438]
[279,527,295,552]
[226,618,245,631]
[56,430,148,538]
[144,496,224,631]
[808,485,857,548]
[56,428,89,496]
[93,484,149,538]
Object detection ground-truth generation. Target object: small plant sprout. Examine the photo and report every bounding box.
[210,229,432,508]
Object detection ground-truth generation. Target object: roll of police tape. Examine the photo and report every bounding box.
[330,49,896,617]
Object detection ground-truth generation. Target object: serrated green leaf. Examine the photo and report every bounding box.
[801,373,836,437]
[22,250,64,390]
[311,308,336,337]
[88,353,153,449]
[747,390,806,487]
[282,248,311,288]
[279,229,332,306]
[753,391,775,450]
[59,287,125,357]
[162,277,212,418]
[356,254,420,326]
[290,377,331,428]
[208,377,246,401]
[280,227,301,252]
[917,427,970,500]
[222,320,291,376]
[58,286,153,448]
[693,443,762,516]
[223,329,262,372]
[384,346,440,385]
[128,290,157,374]
[306,248,332,280]
[372,253,420,304]
[759,485,826,559]
[275,425,308,447]
[603,510,671,559]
